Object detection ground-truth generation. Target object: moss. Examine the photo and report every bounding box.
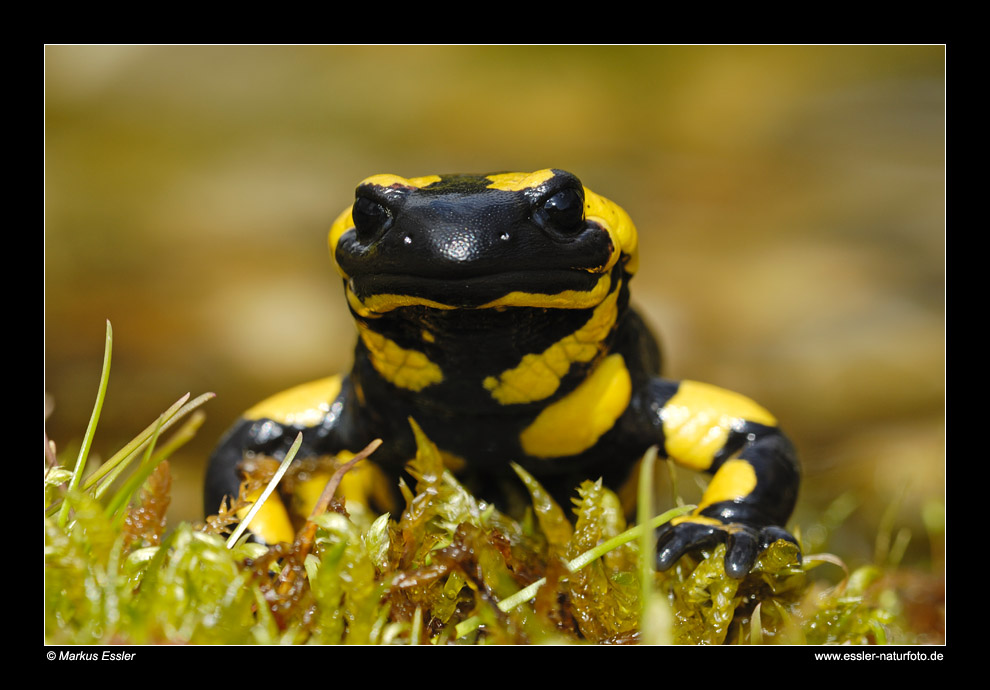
[44,326,941,645]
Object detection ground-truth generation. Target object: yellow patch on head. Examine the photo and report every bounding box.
[583,187,639,275]
[520,354,632,458]
[357,323,443,392]
[484,283,622,404]
[661,381,777,472]
[328,206,355,274]
[243,375,343,427]
[329,174,443,275]
[358,173,443,190]
[485,169,556,192]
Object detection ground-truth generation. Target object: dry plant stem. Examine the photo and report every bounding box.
[803,553,851,595]
[276,438,383,594]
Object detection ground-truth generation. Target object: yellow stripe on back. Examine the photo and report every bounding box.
[357,323,444,392]
[483,282,622,404]
[520,353,632,458]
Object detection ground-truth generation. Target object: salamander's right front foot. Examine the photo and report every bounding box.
[656,516,800,578]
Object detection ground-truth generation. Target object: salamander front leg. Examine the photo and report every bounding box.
[642,379,801,578]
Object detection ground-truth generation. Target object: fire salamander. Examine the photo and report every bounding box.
[205,169,800,577]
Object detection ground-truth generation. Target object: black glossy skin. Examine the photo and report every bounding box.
[205,170,801,577]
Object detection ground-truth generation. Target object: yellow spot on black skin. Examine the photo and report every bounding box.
[697,458,758,511]
[355,292,457,313]
[327,173,445,280]
[483,282,622,404]
[584,187,638,275]
[662,381,776,471]
[520,353,632,457]
[477,273,614,310]
[670,457,759,527]
[244,375,343,426]
[671,515,724,528]
[328,207,355,276]
[292,452,397,517]
[357,323,443,392]
[346,286,380,319]
[351,274,615,314]
[238,486,295,545]
[484,170,556,192]
[292,470,333,518]
[359,173,443,190]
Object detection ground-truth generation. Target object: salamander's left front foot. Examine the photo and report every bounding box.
[656,517,800,578]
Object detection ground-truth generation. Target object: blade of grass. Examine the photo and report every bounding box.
[410,606,423,646]
[104,410,206,518]
[58,320,112,528]
[83,392,214,491]
[106,411,206,528]
[750,602,764,644]
[637,446,658,606]
[46,392,214,517]
[637,446,673,644]
[104,411,165,519]
[564,503,693,573]
[226,433,303,549]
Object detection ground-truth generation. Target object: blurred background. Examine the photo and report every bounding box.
[45,45,944,575]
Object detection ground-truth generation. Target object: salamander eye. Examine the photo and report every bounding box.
[351,196,391,241]
[538,187,585,236]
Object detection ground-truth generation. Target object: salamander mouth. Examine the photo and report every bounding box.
[347,267,615,312]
